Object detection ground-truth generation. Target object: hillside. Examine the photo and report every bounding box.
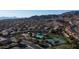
[0,11,79,49]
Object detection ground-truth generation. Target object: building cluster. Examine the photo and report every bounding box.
[0,12,79,49]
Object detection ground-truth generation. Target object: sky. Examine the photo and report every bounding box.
[0,10,71,18]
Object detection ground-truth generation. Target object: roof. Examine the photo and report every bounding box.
[0,37,7,42]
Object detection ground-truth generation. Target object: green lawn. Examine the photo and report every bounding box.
[48,34,73,44]
[47,33,77,49]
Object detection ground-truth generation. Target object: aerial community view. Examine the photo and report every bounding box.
[0,10,79,49]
